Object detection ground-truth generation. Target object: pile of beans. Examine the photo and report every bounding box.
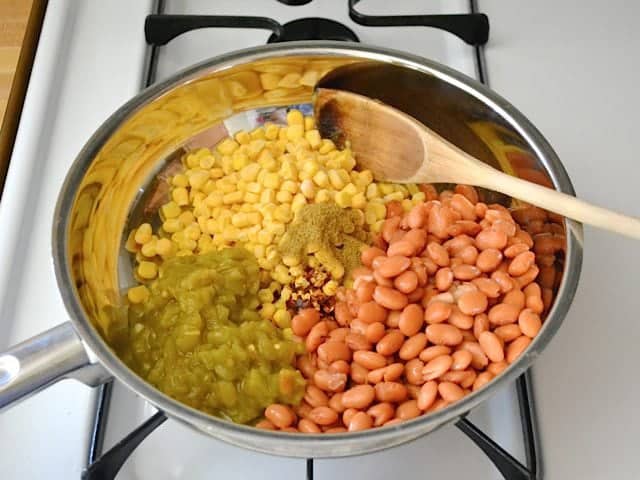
[259,185,554,433]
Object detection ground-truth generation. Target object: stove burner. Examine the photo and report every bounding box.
[276,0,313,5]
[267,17,359,43]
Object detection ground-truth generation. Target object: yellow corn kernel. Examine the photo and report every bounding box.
[197,154,215,169]
[247,139,265,159]
[372,219,384,233]
[223,191,243,204]
[379,183,395,195]
[366,183,380,199]
[265,221,286,236]
[273,309,292,328]
[351,192,367,209]
[205,218,218,235]
[412,192,426,203]
[125,230,138,252]
[282,255,301,267]
[261,204,276,221]
[273,204,293,223]
[235,130,251,145]
[322,280,339,296]
[276,190,293,203]
[184,153,200,169]
[163,218,183,233]
[204,191,223,208]
[247,212,262,224]
[172,187,189,206]
[289,265,304,277]
[328,169,346,190]
[231,213,250,228]
[257,230,274,245]
[302,159,320,176]
[188,170,209,190]
[198,234,213,251]
[311,170,328,188]
[294,138,311,152]
[365,209,377,225]
[179,236,197,251]
[156,238,173,257]
[279,180,297,194]
[172,174,189,188]
[280,286,293,302]
[260,190,276,206]
[217,138,240,155]
[338,152,356,171]
[139,240,156,258]
[300,179,316,199]
[372,202,387,220]
[291,193,307,213]
[335,190,352,208]
[258,288,274,303]
[303,129,322,149]
[286,124,304,141]
[286,109,304,126]
[304,116,315,130]
[249,127,266,140]
[394,184,409,196]
[406,183,419,195]
[315,189,332,203]
[319,139,336,154]
[278,127,288,141]
[137,261,158,280]
[297,170,312,181]
[190,191,205,206]
[231,152,250,171]
[280,159,298,180]
[202,179,216,194]
[239,163,260,182]
[127,285,150,304]
[209,167,224,179]
[260,302,277,320]
[400,199,412,212]
[176,249,193,257]
[384,191,404,202]
[263,172,281,190]
[178,211,195,226]
[221,176,238,189]
[264,123,280,140]
[244,192,259,203]
[134,223,152,244]
[273,264,292,284]
[245,181,261,194]
[184,223,201,240]
[342,183,358,196]
[253,244,266,259]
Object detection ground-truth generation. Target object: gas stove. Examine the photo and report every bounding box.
[2,1,639,479]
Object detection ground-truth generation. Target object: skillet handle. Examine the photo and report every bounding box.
[0,322,110,412]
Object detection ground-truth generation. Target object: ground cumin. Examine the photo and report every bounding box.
[278,203,368,278]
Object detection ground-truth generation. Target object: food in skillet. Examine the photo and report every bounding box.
[120,110,565,432]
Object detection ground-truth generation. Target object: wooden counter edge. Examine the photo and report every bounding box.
[0,0,48,199]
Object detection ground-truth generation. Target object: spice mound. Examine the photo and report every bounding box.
[278,203,367,280]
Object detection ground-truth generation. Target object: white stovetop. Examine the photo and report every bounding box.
[1,0,639,479]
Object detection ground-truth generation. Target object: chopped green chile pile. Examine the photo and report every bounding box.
[119,248,306,424]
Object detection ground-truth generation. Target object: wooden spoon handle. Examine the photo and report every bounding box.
[478,169,640,239]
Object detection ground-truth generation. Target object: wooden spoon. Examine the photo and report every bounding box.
[314,88,640,239]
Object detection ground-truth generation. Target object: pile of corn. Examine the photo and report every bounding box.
[126,110,428,327]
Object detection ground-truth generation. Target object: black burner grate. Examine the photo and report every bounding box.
[83,2,540,479]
